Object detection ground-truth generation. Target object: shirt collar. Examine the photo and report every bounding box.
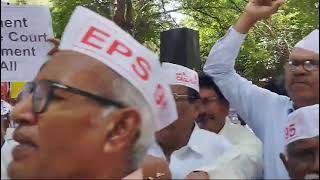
[187,124,231,155]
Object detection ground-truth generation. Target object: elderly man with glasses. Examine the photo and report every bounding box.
[6,7,177,179]
[200,0,319,179]
[145,62,232,179]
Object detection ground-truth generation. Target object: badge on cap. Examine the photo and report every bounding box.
[162,62,199,92]
[285,104,319,145]
[59,6,178,131]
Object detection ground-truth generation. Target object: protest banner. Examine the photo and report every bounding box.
[1,5,54,82]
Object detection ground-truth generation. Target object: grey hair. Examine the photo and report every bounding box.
[109,76,155,171]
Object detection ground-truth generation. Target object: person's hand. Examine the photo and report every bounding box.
[142,155,172,179]
[47,38,60,56]
[235,0,285,33]
[186,171,210,180]
[244,0,285,22]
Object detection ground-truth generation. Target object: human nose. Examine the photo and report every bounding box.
[197,100,208,115]
[292,64,309,75]
[11,95,37,126]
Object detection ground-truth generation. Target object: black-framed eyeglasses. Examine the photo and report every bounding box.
[286,60,319,72]
[23,80,125,114]
[172,93,199,102]
[200,96,219,105]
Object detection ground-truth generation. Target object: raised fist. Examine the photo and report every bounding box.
[244,0,285,22]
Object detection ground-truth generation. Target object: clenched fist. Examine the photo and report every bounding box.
[244,0,285,22]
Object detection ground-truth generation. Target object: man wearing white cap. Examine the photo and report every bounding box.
[145,62,232,179]
[280,104,319,179]
[200,0,319,179]
[7,6,177,179]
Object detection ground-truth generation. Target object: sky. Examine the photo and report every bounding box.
[165,1,186,24]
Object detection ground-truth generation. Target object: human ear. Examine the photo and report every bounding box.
[103,108,142,153]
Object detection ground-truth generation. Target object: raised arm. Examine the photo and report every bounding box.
[203,0,286,139]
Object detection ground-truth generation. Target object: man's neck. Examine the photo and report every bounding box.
[88,154,129,179]
[294,99,319,109]
[160,123,195,161]
[211,119,226,134]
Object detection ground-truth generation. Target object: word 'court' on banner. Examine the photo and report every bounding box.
[1,5,53,82]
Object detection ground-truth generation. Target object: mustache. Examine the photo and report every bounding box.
[305,173,319,180]
[291,77,311,85]
[196,114,215,123]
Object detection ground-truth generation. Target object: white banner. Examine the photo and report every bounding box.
[1,5,54,82]
[60,6,178,130]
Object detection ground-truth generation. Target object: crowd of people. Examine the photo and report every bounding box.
[1,0,319,179]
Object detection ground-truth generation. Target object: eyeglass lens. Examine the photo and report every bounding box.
[288,60,319,71]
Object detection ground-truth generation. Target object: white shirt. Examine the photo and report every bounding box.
[122,168,143,180]
[198,118,263,179]
[203,27,293,179]
[1,128,18,179]
[148,124,232,179]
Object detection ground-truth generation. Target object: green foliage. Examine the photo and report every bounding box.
[178,0,319,84]
[50,0,175,52]
[50,0,113,38]
[10,0,27,4]
[49,0,318,85]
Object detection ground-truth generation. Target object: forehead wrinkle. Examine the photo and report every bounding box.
[200,88,217,98]
[288,137,319,151]
[37,51,118,98]
[171,85,188,94]
[290,48,319,61]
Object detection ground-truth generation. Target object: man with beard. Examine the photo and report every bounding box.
[187,74,263,179]
[280,104,319,179]
[201,0,319,179]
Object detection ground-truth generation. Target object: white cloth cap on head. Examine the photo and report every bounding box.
[59,6,178,131]
[294,29,319,54]
[162,62,199,92]
[1,100,12,117]
[285,104,319,146]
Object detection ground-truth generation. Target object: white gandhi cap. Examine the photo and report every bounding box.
[295,29,319,54]
[161,62,199,92]
[285,104,319,146]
